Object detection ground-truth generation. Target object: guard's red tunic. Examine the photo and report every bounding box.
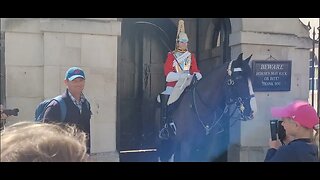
[164,51,200,87]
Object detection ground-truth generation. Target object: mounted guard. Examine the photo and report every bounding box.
[158,20,203,140]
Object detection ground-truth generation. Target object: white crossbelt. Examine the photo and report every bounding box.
[176,51,191,63]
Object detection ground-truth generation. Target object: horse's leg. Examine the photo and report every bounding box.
[206,129,228,162]
[179,138,193,162]
[155,103,175,162]
[168,153,175,162]
[157,137,177,162]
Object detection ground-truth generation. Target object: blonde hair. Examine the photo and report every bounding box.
[312,125,319,159]
[1,121,88,162]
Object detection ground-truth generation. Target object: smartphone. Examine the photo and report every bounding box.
[270,119,278,141]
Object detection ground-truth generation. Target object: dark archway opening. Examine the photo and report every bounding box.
[117,18,231,161]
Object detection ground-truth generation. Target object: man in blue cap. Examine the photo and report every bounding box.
[43,67,92,153]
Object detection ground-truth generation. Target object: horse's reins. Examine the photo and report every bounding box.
[193,92,229,135]
[192,60,242,135]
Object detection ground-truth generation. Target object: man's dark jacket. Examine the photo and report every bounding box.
[43,89,91,153]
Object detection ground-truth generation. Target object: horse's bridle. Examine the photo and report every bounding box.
[192,60,254,135]
[225,61,255,120]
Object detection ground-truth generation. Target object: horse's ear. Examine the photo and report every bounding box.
[236,53,243,61]
[244,54,253,64]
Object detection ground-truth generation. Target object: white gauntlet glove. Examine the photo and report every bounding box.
[195,72,202,80]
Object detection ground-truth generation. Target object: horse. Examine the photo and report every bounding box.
[156,53,256,162]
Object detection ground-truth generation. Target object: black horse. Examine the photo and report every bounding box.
[157,53,256,162]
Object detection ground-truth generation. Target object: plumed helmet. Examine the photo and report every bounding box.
[175,20,189,51]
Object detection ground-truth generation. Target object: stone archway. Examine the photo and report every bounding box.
[118,18,176,161]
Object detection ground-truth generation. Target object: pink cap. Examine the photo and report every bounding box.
[271,100,319,129]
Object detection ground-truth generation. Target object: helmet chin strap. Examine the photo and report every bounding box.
[177,47,187,52]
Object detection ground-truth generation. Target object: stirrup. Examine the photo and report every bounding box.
[159,124,169,140]
[159,128,169,140]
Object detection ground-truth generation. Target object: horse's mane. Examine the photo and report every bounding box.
[199,55,253,82]
[168,63,228,114]
[192,55,253,113]
[201,63,229,82]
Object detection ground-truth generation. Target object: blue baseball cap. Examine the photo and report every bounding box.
[65,67,85,81]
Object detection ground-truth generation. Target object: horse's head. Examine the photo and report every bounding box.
[225,53,257,121]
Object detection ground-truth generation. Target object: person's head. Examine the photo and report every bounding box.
[271,100,319,140]
[64,67,86,96]
[175,20,189,52]
[1,121,88,162]
[177,32,188,50]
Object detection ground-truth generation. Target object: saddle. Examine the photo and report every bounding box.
[158,76,199,140]
[167,74,194,105]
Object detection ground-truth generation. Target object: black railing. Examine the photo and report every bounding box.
[317,19,320,116]
[309,19,320,116]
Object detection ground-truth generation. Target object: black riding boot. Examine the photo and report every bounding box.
[160,94,169,123]
[159,94,170,139]
[159,94,176,140]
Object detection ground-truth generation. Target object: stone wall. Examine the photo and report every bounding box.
[2,18,121,161]
[228,18,312,161]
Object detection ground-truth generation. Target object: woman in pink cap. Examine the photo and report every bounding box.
[264,100,319,162]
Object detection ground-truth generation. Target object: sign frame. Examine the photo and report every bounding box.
[252,60,292,92]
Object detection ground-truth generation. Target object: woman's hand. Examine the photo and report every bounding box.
[269,138,282,149]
